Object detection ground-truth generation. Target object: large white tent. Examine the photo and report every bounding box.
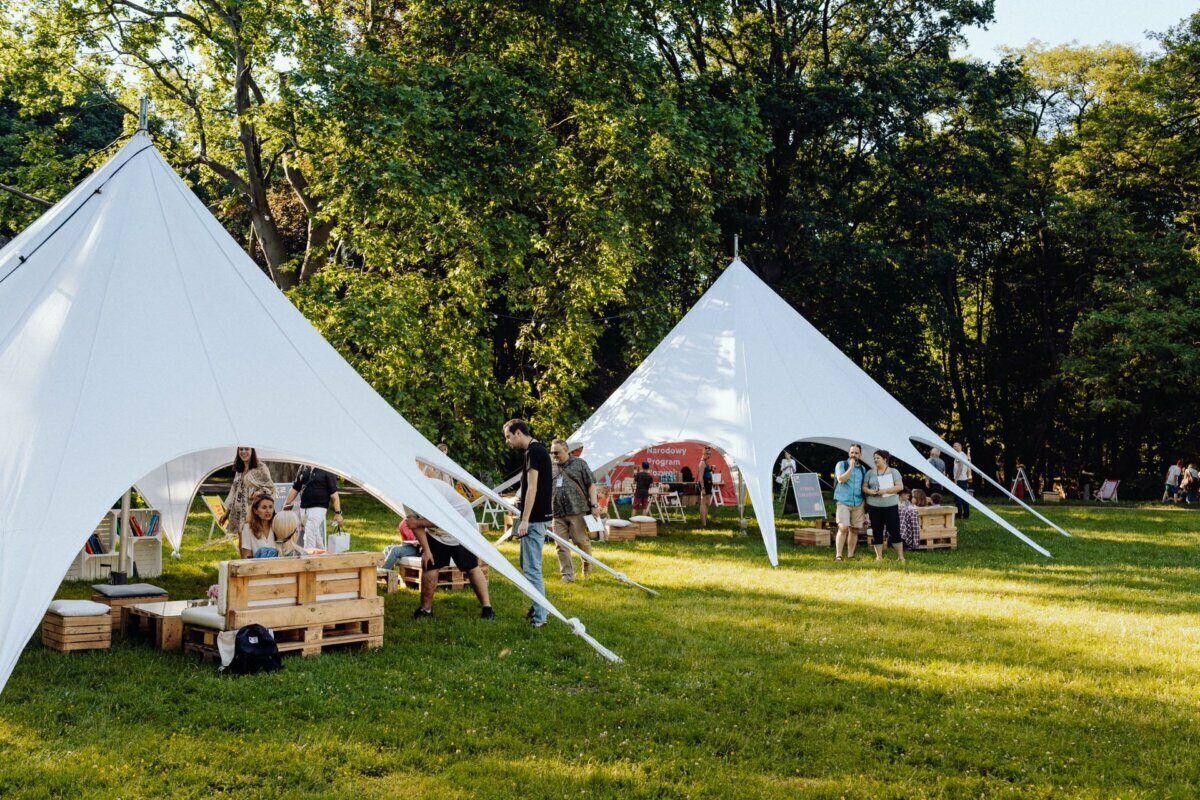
[571,259,1065,566]
[0,132,618,694]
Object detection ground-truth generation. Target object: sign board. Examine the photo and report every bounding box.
[790,472,826,519]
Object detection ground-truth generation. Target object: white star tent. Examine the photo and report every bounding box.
[0,133,619,694]
[571,259,1067,566]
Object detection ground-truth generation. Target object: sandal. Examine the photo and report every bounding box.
[835,556,843,562]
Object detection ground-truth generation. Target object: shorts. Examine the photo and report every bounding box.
[835,503,864,529]
[425,537,480,572]
[633,494,649,510]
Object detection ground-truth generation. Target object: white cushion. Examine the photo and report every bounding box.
[630,515,656,523]
[606,519,632,528]
[181,604,225,630]
[47,599,111,617]
[399,556,423,568]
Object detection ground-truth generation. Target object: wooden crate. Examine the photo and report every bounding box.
[793,527,832,547]
[1042,491,1062,503]
[628,519,658,537]
[604,523,636,542]
[399,562,488,591]
[42,612,112,652]
[65,509,164,581]
[916,506,958,550]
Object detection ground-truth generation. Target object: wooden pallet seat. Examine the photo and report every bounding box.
[916,506,958,549]
[394,556,488,591]
[627,515,658,537]
[42,600,112,652]
[91,583,168,632]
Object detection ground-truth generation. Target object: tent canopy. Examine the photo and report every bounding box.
[0,134,617,694]
[570,259,1053,565]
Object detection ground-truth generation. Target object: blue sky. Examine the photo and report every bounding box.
[958,0,1196,60]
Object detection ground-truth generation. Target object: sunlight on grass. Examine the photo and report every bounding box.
[1,500,1199,798]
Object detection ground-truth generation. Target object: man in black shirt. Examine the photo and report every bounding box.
[504,418,552,627]
[282,466,342,549]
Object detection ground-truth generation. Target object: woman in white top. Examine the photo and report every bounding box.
[239,492,275,558]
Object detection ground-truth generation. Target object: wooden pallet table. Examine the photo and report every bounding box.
[121,600,190,651]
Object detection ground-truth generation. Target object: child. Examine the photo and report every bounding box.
[633,462,655,511]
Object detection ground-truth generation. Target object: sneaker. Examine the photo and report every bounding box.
[480,606,495,620]
[525,605,535,621]
[561,575,575,583]
[412,607,433,620]
[530,618,547,628]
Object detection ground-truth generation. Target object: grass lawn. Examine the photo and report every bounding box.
[2,497,1199,798]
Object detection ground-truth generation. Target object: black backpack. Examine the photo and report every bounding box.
[226,624,282,675]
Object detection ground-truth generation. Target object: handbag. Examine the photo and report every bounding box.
[327,521,351,554]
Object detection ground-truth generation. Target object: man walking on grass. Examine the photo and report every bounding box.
[550,439,600,582]
[504,419,553,627]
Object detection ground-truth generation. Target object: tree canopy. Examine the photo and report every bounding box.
[1,1,1196,494]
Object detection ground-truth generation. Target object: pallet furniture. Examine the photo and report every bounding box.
[627,516,658,537]
[121,600,190,651]
[916,506,958,550]
[604,519,636,541]
[793,519,832,547]
[42,600,112,652]
[91,583,169,632]
[65,509,164,581]
[393,556,489,591]
[182,553,384,659]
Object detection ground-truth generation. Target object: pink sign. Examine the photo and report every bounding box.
[607,442,734,504]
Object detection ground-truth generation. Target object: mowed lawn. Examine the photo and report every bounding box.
[2,498,1199,799]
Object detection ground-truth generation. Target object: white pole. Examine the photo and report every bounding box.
[967,462,1072,537]
[733,234,739,260]
[137,96,149,131]
[118,488,132,580]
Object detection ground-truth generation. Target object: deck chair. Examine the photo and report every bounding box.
[198,495,238,551]
[1096,479,1120,502]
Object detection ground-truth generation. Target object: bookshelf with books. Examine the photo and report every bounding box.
[64,508,164,581]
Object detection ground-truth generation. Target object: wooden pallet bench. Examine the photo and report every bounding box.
[182,553,384,661]
[184,616,383,661]
[379,558,489,592]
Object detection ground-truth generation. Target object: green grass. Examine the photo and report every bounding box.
[2,498,1199,798]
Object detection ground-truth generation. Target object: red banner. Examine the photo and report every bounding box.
[606,442,734,504]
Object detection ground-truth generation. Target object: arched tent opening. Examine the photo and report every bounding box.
[571,259,1055,565]
[0,134,620,695]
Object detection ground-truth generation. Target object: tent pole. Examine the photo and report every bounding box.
[544,529,658,596]
[965,461,1071,537]
[733,234,739,260]
[737,469,747,536]
[116,488,132,582]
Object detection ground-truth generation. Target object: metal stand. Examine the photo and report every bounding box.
[1010,467,1035,501]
